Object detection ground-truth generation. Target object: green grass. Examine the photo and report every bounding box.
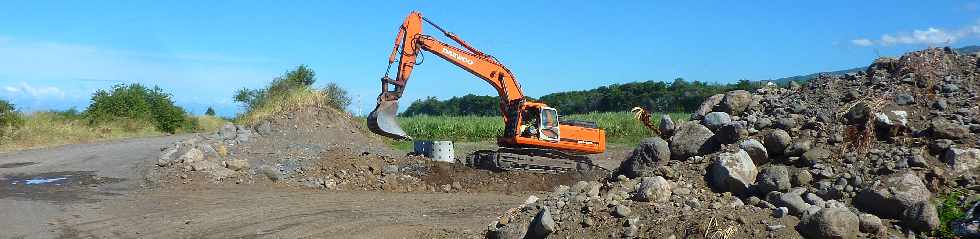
[394,111,687,144]
[936,191,967,238]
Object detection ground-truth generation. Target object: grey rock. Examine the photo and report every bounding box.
[764,129,792,156]
[255,120,273,136]
[739,139,768,165]
[529,207,556,238]
[613,205,631,218]
[876,111,909,128]
[775,118,796,130]
[767,191,811,216]
[178,148,204,164]
[943,83,960,93]
[633,176,671,203]
[659,114,675,137]
[260,165,282,182]
[953,201,980,238]
[784,140,812,157]
[799,207,859,239]
[756,118,773,129]
[774,207,789,218]
[855,172,932,219]
[619,137,670,178]
[801,147,831,164]
[703,112,732,131]
[804,193,826,207]
[844,101,871,124]
[157,146,180,166]
[792,169,813,186]
[933,99,948,110]
[931,120,972,140]
[692,94,725,120]
[709,149,758,194]
[902,201,940,231]
[382,164,400,175]
[757,166,791,193]
[930,139,956,154]
[218,124,237,140]
[668,122,719,160]
[944,148,980,175]
[859,213,884,233]
[225,159,249,171]
[717,90,754,115]
[716,122,749,144]
[895,93,914,105]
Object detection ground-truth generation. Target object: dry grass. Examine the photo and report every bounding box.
[0,112,163,153]
[194,115,228,133]
[236,89,337,126]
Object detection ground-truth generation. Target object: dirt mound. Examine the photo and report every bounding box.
[486,47,980,238]
[152,105,601,195]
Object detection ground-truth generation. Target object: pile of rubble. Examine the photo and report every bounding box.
[487,47,980,238]
[152,106,596,194]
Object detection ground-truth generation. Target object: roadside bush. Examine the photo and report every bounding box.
[0,99,24,129]
[85,84,191,134]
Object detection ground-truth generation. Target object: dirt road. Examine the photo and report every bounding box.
[0,135,525,239]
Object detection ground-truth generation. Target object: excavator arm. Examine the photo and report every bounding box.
[369,11,525,139]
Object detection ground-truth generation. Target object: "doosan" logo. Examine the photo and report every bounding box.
[442,48,475,65]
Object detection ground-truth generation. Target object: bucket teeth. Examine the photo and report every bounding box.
[367,100,411,140]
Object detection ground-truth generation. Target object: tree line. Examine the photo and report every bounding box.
[400,78,761,116]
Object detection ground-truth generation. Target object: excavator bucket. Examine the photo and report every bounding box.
[367,99,411,140]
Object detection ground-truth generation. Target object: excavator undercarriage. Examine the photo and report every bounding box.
[465,147,602,174]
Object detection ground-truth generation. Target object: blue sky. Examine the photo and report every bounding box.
[0,1,978,117]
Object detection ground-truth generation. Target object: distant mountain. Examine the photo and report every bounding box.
[769,45,979,85]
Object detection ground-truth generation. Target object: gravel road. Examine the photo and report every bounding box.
[0,135,525,239]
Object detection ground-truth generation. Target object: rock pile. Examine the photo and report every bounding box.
[488,47,980,238]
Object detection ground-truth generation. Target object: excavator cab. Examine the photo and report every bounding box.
[538,107,560,142]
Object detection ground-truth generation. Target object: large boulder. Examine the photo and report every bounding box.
[716,122,748,144]
[855,172,937,227]
[756,166,791,193]
[157,146,180,166]
[767,189,811,216]
[218,124,237,140]
[178,148,204,164]
[618,137,670,178]
[739,139,769,165]
[633,176,671,203]
[944,148,980,175]
[717,90,754,115]
[930,120,972,140]
[692,94,725,120]
[844,101,871,124]
[763,129,792,156]
[668,122,719,160]
[702,112,732,131]
[709,149,757,194]
[902,201,941,231]
[799,207,860,239]
[528,207,556,238]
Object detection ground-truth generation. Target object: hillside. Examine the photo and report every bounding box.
[769,45,980,85]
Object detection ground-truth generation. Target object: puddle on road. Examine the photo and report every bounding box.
[0,162,37,168]
[0,171,123,203]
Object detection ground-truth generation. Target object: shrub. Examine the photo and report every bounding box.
[85,84,190,133]
[0,99,24,129]
[234,65,351,124]
[205,107,216,116]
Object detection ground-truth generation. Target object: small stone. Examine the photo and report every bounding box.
[703,112,733,131]
[613,205,631,218]
[773,207,789,218]
[895,93,914,105]
[764,129,792,156]
[859,213,883,233]
[224,159,249,171]
[529,208,556,238]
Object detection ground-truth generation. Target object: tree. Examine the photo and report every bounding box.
[205,107,216,116]
[322,82,351,110]
[85,84,190,133]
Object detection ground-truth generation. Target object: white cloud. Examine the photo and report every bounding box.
[3,82,65,99]
[852,20,980,46]
[851,38,873,47]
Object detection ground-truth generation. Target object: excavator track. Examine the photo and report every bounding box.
[465,148,605,174]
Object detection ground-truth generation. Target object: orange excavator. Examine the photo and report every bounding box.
[367,11,606,173]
